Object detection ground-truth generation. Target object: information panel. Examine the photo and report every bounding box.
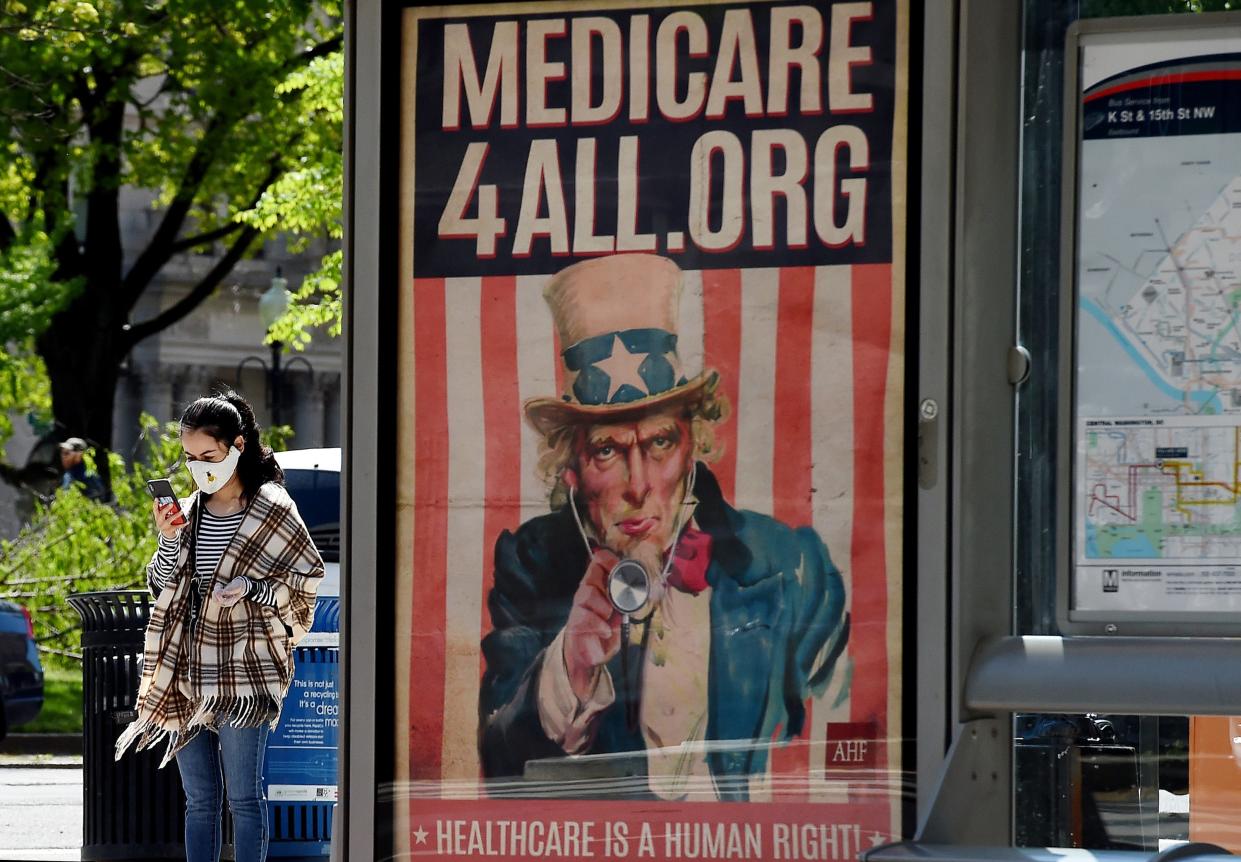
[1072,26,1241,616]
[394,1,908,858]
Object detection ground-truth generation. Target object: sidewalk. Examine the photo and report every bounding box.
[0,735,82,861]
[0,763,81,861]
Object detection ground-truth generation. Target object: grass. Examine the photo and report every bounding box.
[18,664,82,734]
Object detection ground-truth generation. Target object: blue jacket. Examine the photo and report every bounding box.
[478,464,849,799]
[62,462,106,499]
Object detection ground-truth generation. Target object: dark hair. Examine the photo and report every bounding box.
[179,389,283,499]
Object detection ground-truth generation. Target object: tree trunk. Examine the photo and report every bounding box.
[35,291,122,494]
[33,94,127,496]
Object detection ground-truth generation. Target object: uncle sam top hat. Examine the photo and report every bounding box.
[524,254,718,436]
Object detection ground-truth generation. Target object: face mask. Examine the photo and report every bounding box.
[186,446,241,494]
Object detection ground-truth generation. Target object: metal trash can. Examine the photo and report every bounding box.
[69,590,186,861]
[264,596,340,860]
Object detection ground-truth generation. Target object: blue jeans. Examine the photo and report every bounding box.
[175,725,270,862]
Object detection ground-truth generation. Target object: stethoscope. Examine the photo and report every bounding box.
[606,559,653,617]
[568,463,696,730]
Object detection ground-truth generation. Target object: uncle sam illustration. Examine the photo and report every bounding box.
[478,254,849,801]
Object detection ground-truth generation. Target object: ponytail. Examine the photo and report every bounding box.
[180,389,284,500]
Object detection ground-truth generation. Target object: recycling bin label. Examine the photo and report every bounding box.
[266,654,339,802]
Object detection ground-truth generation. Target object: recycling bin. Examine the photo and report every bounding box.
[69,590,188,861]
[264,596,341,860]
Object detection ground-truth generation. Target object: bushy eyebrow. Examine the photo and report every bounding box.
[638,422,680,442]
[586,431,627,449]
[584,420,681,451]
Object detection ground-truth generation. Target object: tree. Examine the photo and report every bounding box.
[239,49,343,353]
[0,0,342,488]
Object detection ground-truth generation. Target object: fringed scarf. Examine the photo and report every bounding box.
[116,481,325,767]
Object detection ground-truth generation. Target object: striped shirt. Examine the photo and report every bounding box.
[152,508,278,607]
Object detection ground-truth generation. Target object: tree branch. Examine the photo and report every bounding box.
[0,62,52,96]
[119,113,230,302]
[119,33,338,308]
[167,220,244,254]
[125,146,284,303]
[123,224,261,346]
[285,35,343,72]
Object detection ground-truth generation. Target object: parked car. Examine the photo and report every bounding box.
[0,599,44,740]
[275,448,341,597]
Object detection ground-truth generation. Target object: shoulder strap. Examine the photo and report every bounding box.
[188,495,202,570]
[187,499,203,620]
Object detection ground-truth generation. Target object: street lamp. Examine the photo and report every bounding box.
[260,268,290,333]
[236,267,313,426]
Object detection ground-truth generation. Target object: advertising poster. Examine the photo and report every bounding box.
[1073,34,1241,614]
[394,1,907,858]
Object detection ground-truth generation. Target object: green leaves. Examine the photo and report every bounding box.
[0,232,82,345]
[0,0,344,307]
[0,416,182,667]
[0,0,343,454]
[265,250,342,351]
[236,49,344,351]
[0,348,52,445]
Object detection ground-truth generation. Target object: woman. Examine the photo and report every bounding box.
[115,390,325,862]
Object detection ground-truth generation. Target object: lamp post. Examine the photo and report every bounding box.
[259,269,290,426]
[236,268,313,427]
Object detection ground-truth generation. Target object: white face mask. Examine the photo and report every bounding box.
[186,446,241,495]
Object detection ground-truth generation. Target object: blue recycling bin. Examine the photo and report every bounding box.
[265,596,340,859]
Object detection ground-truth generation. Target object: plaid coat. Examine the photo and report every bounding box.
[115,481,325,767]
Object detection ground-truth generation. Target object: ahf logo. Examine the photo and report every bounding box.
[1103,569,1120,593]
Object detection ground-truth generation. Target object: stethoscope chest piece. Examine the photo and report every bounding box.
[607,558,651,616]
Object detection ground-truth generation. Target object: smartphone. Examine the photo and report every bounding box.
[146,478,188,527]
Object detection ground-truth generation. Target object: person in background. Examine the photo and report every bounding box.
[58,437,105,498]
[115,390,325,862]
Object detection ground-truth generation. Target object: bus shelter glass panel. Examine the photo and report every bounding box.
[1022,5,1241,629]
[1067,19,1241,630]
[1017,0,1241,851]
[381,1,916,859]
[1013,712,1241,852]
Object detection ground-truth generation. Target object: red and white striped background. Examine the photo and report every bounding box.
[407,263,899,806]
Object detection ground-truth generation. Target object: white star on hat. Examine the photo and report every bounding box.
[592,334,650,403]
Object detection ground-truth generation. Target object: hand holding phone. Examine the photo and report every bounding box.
[146,478,187,537]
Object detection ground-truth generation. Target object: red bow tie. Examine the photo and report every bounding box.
[667,528,713,594]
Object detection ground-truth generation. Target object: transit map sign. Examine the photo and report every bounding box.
[392,1,909,858]
[1072,28,1241,615]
